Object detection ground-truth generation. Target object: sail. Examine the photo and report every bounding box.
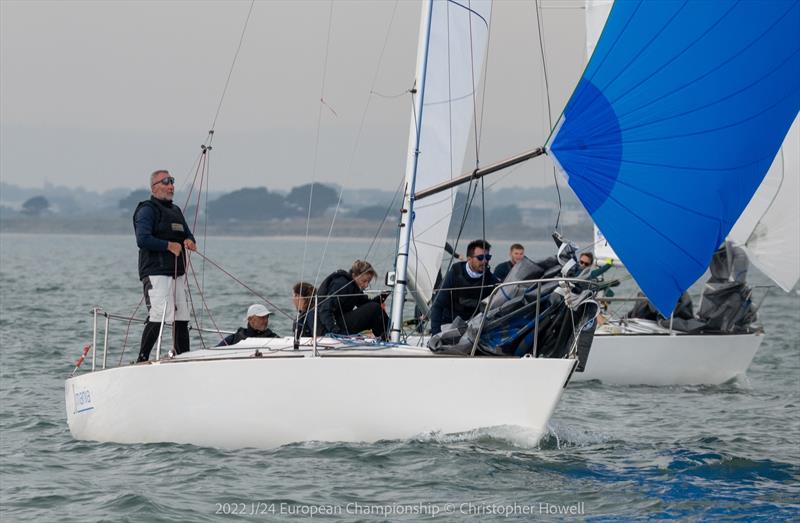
[728,114,800,292]
[405,0,492,311]
[593,225,621,264]
[585,1,621,265]
[548,0,800,315]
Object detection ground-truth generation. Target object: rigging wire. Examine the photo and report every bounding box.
[201,149,211,329]
[309,0,402,289]
[463,0,489,250]
[467,0,482,170]
[476,1,494,154]
[183,150,205,347]
[179,144,210,333]
[209,0,256,132]
[339,0,402,258]
[186,255,228,345]
[364,174,406,260]
[534,0,563,231]
[299,0,336,295]
[117,295,145,366]
[192,250,295,321]
[183,258,209,350]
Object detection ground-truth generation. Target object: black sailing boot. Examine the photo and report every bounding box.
[138,321,162,362]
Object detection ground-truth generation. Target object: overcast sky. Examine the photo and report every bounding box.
[1,0,586,193]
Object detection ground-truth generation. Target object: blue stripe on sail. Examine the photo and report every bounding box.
[550,0,800,315]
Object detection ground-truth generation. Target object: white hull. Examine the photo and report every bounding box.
[575,329,763,386]
[407,319,763,386]
[65,339,576,449]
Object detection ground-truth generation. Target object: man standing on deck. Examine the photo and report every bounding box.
[133,169,197,362]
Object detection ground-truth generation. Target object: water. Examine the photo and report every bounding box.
[1,233,798,521]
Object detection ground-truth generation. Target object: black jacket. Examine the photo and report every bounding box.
[217,326,279,347]
[293,309,316,337]
[493,261,513,282]
[429,262,498,334]
[133,197,195,280]
[316,270,370,335]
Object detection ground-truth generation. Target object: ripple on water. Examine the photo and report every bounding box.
[1,235,798,521]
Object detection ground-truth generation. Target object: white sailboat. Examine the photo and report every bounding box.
[580,116,798,386]
[65,0,584,449]
[65,0,799,446]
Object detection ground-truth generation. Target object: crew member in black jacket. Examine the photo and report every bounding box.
[292,281,317,337]
[493,243,525,282]
[429,239,498,335]
[317,260,388,339]
[217,304,279,346]
[133,169,197,361]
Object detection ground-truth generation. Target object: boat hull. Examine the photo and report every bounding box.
[574,332,764,385]
[65,353,576,449]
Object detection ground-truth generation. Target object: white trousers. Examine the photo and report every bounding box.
[143,274,190,323]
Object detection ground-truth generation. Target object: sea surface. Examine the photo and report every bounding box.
[1,233,798,522]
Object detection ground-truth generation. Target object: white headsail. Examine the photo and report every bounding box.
[404,0,493,312]
[728,114,800,292]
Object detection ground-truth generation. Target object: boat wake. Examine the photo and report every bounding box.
[408,421,613,450]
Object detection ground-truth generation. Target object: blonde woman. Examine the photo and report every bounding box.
[316,260,388,339]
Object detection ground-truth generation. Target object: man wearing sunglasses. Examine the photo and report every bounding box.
[429,239,498,335]
[133,169,197,362]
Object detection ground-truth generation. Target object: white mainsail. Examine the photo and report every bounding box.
[404,0,492,312]
[728,114,800,292]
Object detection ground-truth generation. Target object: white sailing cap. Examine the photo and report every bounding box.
[247,304,271,317]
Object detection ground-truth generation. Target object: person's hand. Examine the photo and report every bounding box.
[184,239,197,252]
[606,258,614,266]
[167,241,182,257]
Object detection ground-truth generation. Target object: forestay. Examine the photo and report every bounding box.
[548,0,800,314]
[405,0,492,312]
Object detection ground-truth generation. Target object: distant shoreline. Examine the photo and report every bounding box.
[0,216,592,242]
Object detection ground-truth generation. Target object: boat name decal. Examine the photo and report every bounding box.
[73,384,94,414]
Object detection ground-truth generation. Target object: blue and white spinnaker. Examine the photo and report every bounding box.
[548,0,800,314]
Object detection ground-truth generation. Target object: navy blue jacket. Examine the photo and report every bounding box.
[293,309,316,337]
[217,326,279,346]
[493,261,513,282]
[429,262,498,334]
[133,197,195,280]
[316,270,369,335]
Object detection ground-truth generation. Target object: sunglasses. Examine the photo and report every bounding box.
[152,176,176,186]
[579,260,591,266]
[472,254,492,261]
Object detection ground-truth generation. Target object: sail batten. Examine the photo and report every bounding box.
[551,0,800,314]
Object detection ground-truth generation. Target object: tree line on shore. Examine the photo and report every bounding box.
[1,181,591,240]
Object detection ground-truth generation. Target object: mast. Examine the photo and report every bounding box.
[389,0,433,343]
